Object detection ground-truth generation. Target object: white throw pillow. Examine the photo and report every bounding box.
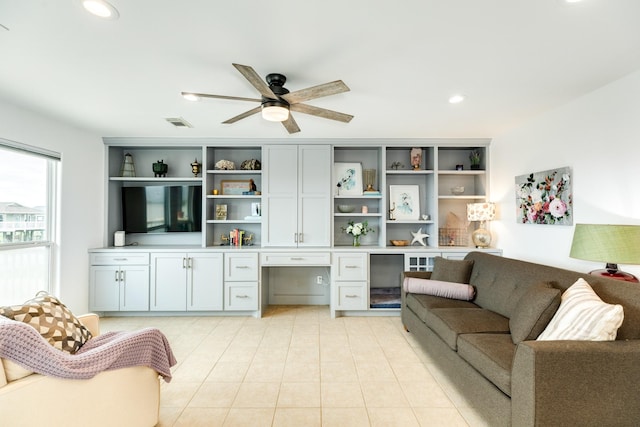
[537,278,624,341]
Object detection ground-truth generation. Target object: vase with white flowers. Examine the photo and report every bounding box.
[342,220,374,246]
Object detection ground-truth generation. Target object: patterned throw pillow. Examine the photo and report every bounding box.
[0,292,92,354]
[537,278,624,341]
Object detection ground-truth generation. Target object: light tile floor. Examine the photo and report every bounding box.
[100,306,487,427]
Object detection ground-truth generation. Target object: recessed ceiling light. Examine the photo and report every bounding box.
[182,93,200,102]
[81,0,120,20]
[448,94,465,104]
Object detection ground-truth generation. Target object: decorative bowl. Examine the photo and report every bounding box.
[337,205,355,213]
[450,186,465,195]
[390,240,409,246]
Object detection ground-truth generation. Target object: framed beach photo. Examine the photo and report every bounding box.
[334,162,363,196]
[221,180,251,195]
[389,185,420,220]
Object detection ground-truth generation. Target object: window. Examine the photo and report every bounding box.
[0,139,59,304]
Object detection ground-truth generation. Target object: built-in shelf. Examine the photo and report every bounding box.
[109,177,202,182]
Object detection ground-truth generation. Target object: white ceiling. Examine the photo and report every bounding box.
[1,0,639,139]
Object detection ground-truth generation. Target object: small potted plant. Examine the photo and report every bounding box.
[469,150,481,170]
[342,220,374,246]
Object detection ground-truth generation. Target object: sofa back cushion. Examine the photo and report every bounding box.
[465,252,640,340]
[0,359,7,387]
[509,282,561,343]
[430,257,474,284]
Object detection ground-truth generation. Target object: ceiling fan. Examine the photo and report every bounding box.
[182,63,353,134]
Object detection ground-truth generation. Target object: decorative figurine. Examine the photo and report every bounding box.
[120,153,136,177]
[153,160,168,177]
[191,158,202,177]
[389,202,396,220]
[411,228,429,246]
[390,161,404,170]
[411,147,422,170]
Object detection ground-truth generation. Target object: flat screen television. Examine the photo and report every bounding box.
[122,185,202,233]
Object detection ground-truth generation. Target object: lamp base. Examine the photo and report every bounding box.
[589,269,639,283]
[471,228,492,249]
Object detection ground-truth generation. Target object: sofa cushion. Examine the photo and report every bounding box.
[0,359,7,387]
[430,257,474,284]
[424,307,510,350]
[0,292,92,354]
[538,278,624,341]
[406,294,478,323]
[457,333,516,397]
[510,282,561,344]
[2,358,33,382]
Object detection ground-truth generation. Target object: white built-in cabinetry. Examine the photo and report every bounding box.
[93,138,497,317]
[150,252,223,311]
[224,252,259,310]
[89,252,150,311]
[262,145,331,247]
[332,252,368,313]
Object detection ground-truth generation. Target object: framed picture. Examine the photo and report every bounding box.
[515,166,572,225]
[221,180,251,195]
[334,162,363,196]
[215,204,227,220]
[389,185,420,220]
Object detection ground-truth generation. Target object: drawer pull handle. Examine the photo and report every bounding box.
[236,266,250,269]
[345,265,359,269]
[290,257,304,260]
[345,294,359,298]
[236,295,249,299]
[114,258,127,261]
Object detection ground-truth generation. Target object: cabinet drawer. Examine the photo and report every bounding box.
[225,282,258,310]
[335,282,367,310]
[225,252,259,281]
[90,252,149,266]
[260,252,331,266]
[334,253,368,281]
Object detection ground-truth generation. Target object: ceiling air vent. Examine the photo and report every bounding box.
[165,117,193,128]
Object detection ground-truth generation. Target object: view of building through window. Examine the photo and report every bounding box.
[0,143,58,304]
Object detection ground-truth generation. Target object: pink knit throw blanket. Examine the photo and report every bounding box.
[0,316,177,382]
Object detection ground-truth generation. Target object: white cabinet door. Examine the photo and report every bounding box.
[263,145,298,246]
[90,265,149,311]
[263,145,330,247]
[150,253,187,311]
[188,253,223,311]
[298,145,331,246]
[90,266,121,311]
[120,265,150,311]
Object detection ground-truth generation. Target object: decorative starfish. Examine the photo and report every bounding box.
[411,228,429,246]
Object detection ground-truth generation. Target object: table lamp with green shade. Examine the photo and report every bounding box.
[569,224,640,283]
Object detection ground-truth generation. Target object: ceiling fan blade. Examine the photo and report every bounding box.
[222,106,261,124]
[290,103,353,123]
[232,63,278,100]
[281,80,350,104]
[182,92,261,102]
[281,114,301,134]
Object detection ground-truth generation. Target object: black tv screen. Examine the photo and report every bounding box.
[122,185,202,233]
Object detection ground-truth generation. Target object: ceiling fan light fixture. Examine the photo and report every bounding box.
[261,101,289,122]
[81,0,120,19]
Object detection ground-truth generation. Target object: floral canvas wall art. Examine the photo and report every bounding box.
[515,167,572,225]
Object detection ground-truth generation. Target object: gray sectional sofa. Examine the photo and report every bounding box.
[402,251,640,427]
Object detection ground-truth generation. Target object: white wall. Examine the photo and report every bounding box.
[0,100,104,313]
[491,69,640,278]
